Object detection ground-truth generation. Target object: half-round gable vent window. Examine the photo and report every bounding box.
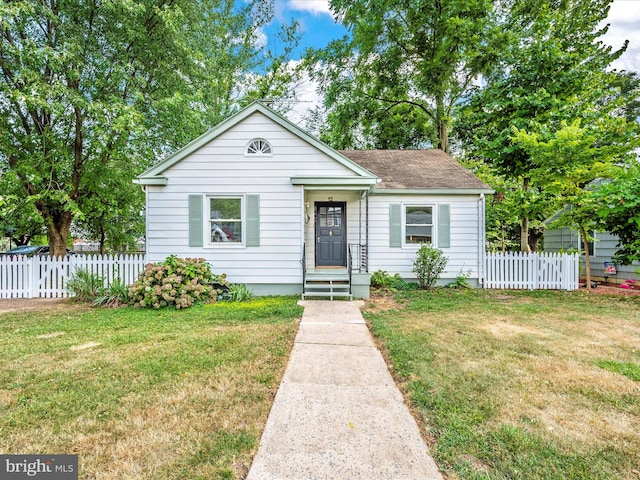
[246,139,272,156]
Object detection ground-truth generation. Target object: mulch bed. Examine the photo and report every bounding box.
[580,284,640,296]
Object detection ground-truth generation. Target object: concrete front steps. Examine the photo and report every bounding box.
[302,270,352,300]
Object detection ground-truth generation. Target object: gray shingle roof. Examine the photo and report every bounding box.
[339,149,491,191]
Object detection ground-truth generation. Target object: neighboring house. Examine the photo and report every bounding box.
[544,228,639,283]
[135,102,492,298]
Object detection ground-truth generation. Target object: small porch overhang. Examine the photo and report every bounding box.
[291,176,379,191]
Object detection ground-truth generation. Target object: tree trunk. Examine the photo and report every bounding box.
[528,226,544,252]
[580,225,592,292]
[99,224,106,255]
[436,96,449,154]
[520,177,531,252]
[46,210,73,257]
[520,218,530,252]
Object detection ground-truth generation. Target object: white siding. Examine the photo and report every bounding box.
[146,112,357,287]
[367,194,483,281]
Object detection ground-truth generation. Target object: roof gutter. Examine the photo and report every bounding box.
[133,177,168,186]
[371,188,495,195]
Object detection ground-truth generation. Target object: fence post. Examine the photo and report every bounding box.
[29,256,37,298]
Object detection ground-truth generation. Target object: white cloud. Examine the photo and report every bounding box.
[253,27,268,50]
[282,60,323,127]
[601,0,640,72]
[286,0,333,16]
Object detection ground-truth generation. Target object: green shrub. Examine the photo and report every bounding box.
[447,269,472,289]
[67,268,104,302]
[413,243,448,289]
[227,283,254,302]
[371,270,397,288]
[370,269,418,292]
[94,278,130,307]
[128,256,226,309]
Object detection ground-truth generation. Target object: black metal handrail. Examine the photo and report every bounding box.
[347,244,368,273]
[348,245,353,295]
[301,243,306,293]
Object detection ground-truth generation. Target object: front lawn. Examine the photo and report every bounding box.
[0,297,303,479]
[364,290,640,479]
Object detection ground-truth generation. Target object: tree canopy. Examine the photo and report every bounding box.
[305,0,504,151]
[593,165,640,265]
[0,0,299,255]
[456,0,637,252]
[306,0,639,258]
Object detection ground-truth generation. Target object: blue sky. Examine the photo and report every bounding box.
[261,0,640,123]
[263,0,640,66]
[260,0,348,59]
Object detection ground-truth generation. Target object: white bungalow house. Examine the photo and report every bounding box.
[135,102,492,298]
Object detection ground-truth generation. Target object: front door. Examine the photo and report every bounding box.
[315,202,346,267]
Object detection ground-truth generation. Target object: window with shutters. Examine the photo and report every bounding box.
[246,138,272,156]
[389,203,449,249]
[209,197,243,243]
[405,205,433,244]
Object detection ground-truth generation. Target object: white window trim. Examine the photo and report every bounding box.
[403,203,436,248]
[206,194,246,248]
[245,138,273,157]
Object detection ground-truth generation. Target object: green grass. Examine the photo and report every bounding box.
[364,289,640,479]
[597,360,640,382]
[0,297,303,479]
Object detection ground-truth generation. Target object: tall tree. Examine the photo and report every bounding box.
[457,0,629,251]
[593,164,640,266]
[305,0,504,151]
[511,120,635,289]
[0,0,299,255]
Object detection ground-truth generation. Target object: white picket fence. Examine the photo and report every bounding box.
[0,254,147,299]
[484,251,579,290]
[0,251,580,298]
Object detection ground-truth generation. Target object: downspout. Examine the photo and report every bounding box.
[140,184,148,257]
[366,190,369,272]
[359,194,362,249]
[479,194,485,287]
[301,187,306,279]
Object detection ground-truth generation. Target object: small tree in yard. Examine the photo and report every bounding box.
[413,244,448,289]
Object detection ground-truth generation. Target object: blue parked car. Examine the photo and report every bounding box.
[0,245,49,257]
[0,245,74,258]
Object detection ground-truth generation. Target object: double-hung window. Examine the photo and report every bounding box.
[389,203,449,249]
[209,197,242,243]
[405,205,433,244]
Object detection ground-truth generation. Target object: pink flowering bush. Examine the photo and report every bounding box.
[128,256,229,309]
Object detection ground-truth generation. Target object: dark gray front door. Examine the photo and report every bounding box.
[315,202,346,267]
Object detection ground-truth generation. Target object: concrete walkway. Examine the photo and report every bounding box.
[246,300,443,480]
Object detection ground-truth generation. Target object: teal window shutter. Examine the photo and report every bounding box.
[438,203,450,248]
[389,203,402,248]
[188,195,203,247]
[246,194,260,247]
